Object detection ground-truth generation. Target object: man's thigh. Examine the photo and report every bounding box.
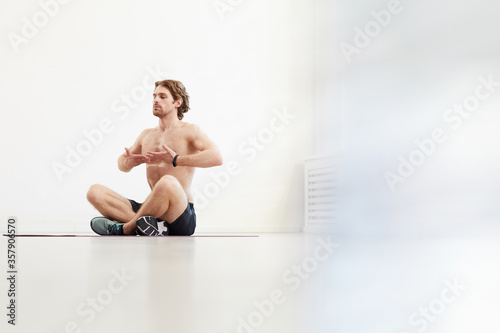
[89,184,136,222]
[101,185,135,210]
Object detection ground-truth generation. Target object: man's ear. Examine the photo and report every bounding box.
[175,99,183,108]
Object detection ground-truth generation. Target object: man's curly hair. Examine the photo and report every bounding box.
[154,80,190,120]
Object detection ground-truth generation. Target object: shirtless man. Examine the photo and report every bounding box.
[87,79,223,236]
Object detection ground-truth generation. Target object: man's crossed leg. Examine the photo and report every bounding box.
[87,175,190,236]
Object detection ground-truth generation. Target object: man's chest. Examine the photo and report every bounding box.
[142,131,191,154]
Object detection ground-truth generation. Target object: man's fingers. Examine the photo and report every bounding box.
[124,148,152,165]
[162,144,176,157]
[146,152,160,158]
[144,150,174,163]
[145,152,161,161]
[147,151,168,157]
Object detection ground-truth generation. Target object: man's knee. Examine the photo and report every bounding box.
[154,175,181,195]
[87,184,104,204]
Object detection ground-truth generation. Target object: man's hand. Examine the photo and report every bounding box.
[124,147,150,168]
[146,144,177,165]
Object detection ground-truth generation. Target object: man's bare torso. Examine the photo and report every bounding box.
[140,123,197,201]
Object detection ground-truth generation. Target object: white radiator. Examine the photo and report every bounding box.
[303,155,337,233]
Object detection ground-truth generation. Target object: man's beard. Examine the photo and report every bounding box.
[153,107,164,117]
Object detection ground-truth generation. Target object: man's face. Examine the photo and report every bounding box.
[152,86,179,118]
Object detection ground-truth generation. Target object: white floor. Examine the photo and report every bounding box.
[1,231,500,333]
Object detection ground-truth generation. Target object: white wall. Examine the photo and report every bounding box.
[0,0,334,233]
[338,0,500,238]
[5,0,497,237]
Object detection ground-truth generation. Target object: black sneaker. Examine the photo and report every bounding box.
[136,216,169,236]
[90,217,124,235]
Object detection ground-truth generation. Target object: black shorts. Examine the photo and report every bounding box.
[128,199,196,236]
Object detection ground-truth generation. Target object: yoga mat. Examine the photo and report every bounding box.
[2,234,259,238]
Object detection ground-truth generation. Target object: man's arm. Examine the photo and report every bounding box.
[118,130,150,172]
[177,125,223,168]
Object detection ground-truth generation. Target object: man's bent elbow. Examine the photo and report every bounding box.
[118,160,131,173]
[119,166,132,173]
[117,156,131,172]
[214,153,223,167]
[118,166,130,173]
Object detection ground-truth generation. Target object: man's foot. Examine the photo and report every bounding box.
[90,217,125,235]
[136,216,169,236]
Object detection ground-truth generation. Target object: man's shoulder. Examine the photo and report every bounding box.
[179,121,201,133]
[135,128,157,143]
[140,127,157,136]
